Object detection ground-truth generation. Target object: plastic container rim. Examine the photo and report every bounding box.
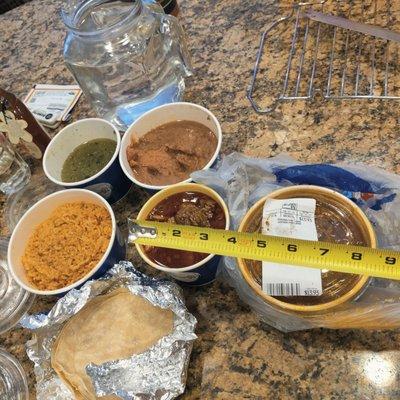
[7,189,117,296]
[43,118,121,187]
[135,183,230,272]
[237,185,377,313]
[119,102,222,190]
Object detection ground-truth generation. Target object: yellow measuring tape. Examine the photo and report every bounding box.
[129,220,400,280]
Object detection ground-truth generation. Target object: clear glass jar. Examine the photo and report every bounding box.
[62,0,193,131]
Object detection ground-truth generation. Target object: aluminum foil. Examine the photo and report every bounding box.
[21,262,197,400]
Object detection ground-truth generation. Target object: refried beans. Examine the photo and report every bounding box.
[126,120,217,186]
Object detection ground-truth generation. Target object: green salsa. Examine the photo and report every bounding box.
[61,138,117,183]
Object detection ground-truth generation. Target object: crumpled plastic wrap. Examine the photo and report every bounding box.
[21,262,197,399]
[192,152,400,332]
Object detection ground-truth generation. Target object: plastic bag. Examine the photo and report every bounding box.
[192,153,400,332]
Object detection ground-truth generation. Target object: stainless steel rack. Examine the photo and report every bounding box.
[247,0,400,113]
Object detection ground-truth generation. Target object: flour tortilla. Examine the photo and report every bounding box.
[51,288,174,399]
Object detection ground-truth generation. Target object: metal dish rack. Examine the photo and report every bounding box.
[248,0,400,113]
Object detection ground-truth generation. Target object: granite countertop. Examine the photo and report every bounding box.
[1,0,400,399]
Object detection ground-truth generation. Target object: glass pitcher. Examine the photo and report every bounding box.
[62,0,193,131]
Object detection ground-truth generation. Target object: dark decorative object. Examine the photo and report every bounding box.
[0,0,32,15]
[0,88,51,159]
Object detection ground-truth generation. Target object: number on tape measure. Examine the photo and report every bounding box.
[200,233,208,240]
[172,229,181,237]
[287,244,297,252]
[386,257,396,265]
[351,252,362,260]
[320,248,329,256]
[227,237,237,244]
[257,240,267,248]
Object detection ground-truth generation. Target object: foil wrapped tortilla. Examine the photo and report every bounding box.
[52,288,174,399]
[21,262,197,400]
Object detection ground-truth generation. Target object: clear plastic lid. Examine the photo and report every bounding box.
[4,175,60,232]
[240,186,374,311]
[0,239,35,335]
[0,348,29,399]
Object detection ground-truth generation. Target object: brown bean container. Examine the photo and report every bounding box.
[237,185,376,314]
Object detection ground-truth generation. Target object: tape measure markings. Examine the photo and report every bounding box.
[129,220,400,280]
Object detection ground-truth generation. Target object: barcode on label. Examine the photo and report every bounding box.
[47,104,69,110]
[264,283,301,296]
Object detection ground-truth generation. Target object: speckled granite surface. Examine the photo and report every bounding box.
[1,0,400,399]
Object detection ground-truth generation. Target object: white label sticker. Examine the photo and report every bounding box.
[262,198,323,297]
[24,84,82,127]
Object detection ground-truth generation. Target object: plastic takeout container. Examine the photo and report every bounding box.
[8,189,126,296]
[237,185,377,313]
[0,348,29,399]
[119,102,222,191]
[4,175,61,233]
[0,239,35,334]
[136,183,230,286]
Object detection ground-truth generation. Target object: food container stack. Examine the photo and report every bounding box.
[192,153,400,331]
[2,102,224,399]
[238,185,376,315]
[5,92,400,400]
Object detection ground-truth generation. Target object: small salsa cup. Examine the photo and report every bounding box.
[43,118,132,203]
